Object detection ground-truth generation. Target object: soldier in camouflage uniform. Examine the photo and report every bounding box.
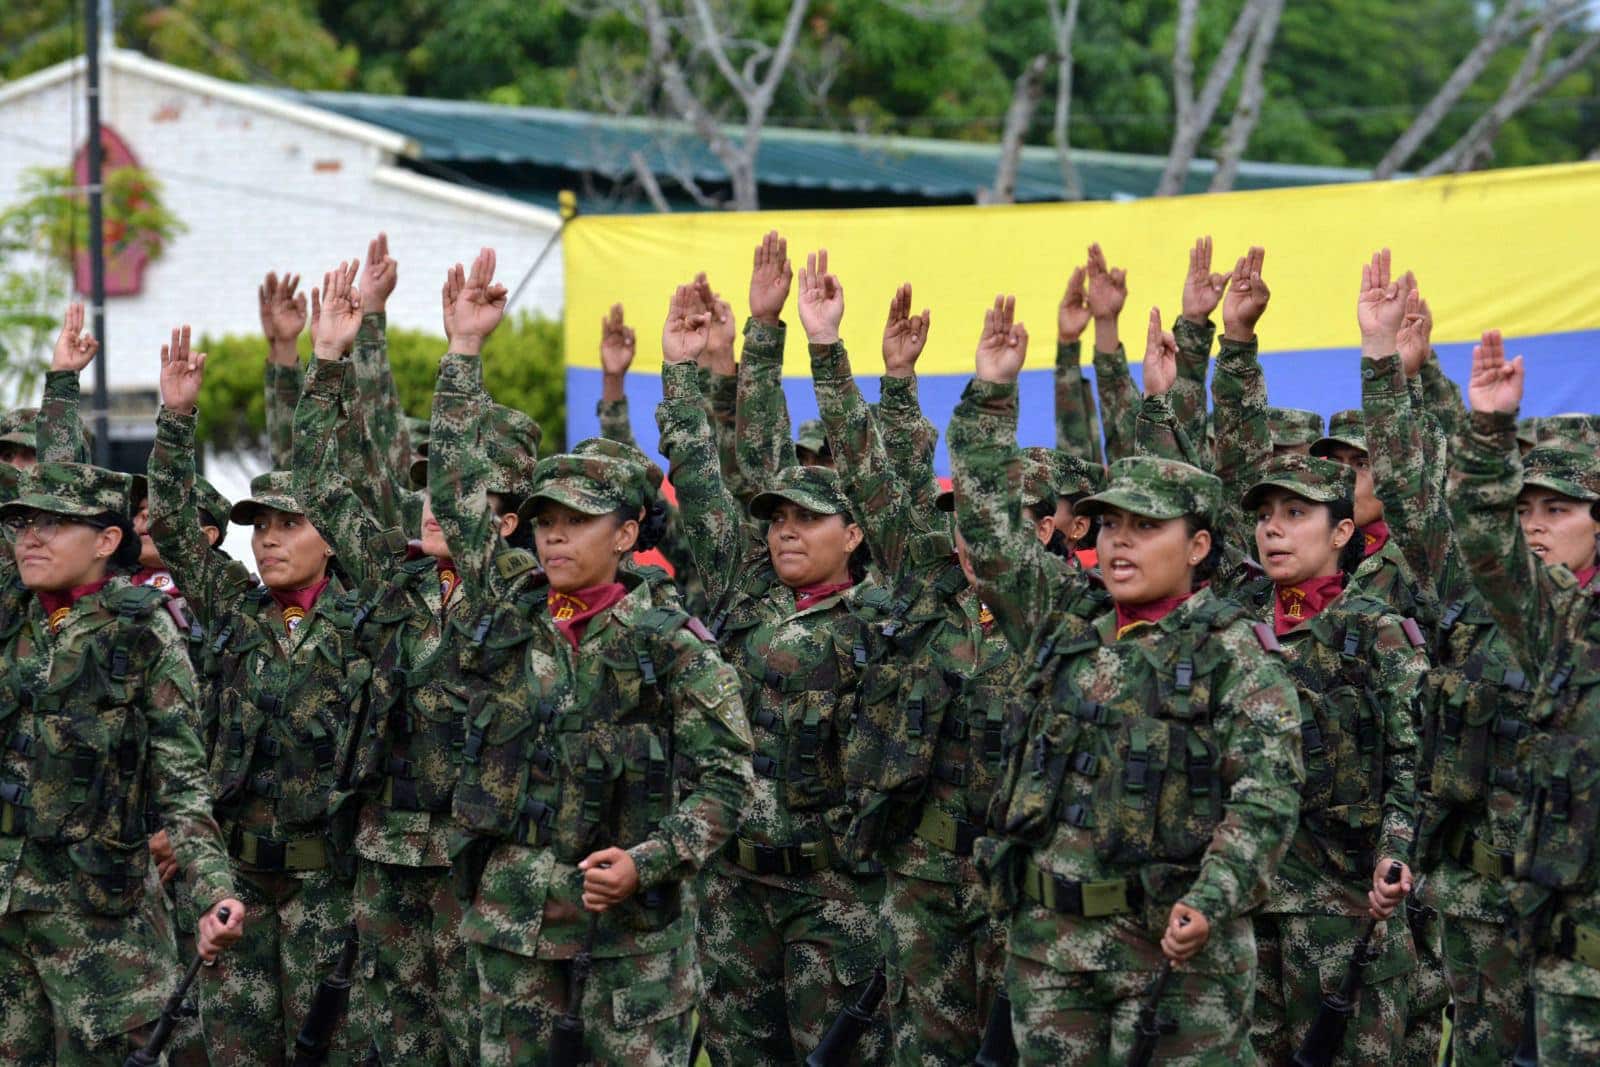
[653,268,888,1065]
[0,460,245,1064]
[1267,408,1324,455]
[149,325,374,1065]
[794,419,833,467]
[1232,455,1425,1064]
[0,408,40,469]
[948,293,1303,1064]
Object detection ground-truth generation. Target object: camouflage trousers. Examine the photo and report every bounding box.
[881,870,1006,1066]
[199,865,368,1066]
[1440,913,1526,1066]
[0,893,179,1065]
[1530,958,1600,1063]
[161,875,210,1067]
[353,859,477,1066]
[1005,950,1255,1065]
[471,934,699,1066]
[1399,903,1447,1067]
[697,871,889,1067]
[1251,912,1415,1066]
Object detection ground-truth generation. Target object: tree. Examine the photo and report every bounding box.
[1207,0,1284,192]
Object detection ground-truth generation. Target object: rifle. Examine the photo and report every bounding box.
[124,906,229,1067]
[290,926,360,1067]
[1510,993,1538,1066]
[1290,862,1405,1067]
[805,962,888,1067]
[974,987,1018,1067]
[1127,959,1177,1067]
[547,911,600,1067]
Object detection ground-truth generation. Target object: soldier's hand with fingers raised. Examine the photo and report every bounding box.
[313,260,362,361]
[1141,307,1178,397]
[749,230,793,327]
[1467,329,1524,415]
[797,248,845,345]
[158,326,207,415]
[1181,235,1230,326]
[360,232,398,316]
[449,247,508,356]
[1058,266,1090,344]
[1396,286,1433,380]
[882,282,930,378]
[974,295,1028,385]
[51,301,99,372]
[1222,245,1269,343]
[258,271,306,367]
[662,284,711,366]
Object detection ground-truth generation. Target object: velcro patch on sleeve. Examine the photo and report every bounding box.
[1252,621,1283,653]
[1400,618,1427,648]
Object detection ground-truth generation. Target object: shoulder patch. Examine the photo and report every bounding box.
[1399,618,1427,648]
[685,617,716,644]
[495,548,538,581]
[1252,621,1283,653]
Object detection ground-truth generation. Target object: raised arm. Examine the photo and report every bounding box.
[735,234,799,486]
[36,302,96,463]
[259,270,307,469]
[1133,306,1209,467]
[1209,246,1273,548]
[353,233,415,483]
[655,285,746,608]
[876,283,943,520]
[1054,265,1105,465]
[1172,235,1230,460]
[1086,242,1138,461]
[597,302,640,447]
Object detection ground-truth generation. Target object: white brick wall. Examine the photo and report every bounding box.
[0,52,565,398]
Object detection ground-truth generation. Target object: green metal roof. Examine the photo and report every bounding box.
[303,91,1373,209]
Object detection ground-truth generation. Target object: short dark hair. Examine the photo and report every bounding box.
[610,501,668,554]
[1327,496,1366,577]
[1181,515,1226,584]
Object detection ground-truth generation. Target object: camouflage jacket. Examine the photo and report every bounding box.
[810,340,1022,885]
[1170,316,1215,466]
[735,319,799,489]
[265,360,303,469]
[149,408,370,869]
[1449,410,1600,996]
[451,572,752,961]
[0,578,234,919]
[657,359,874,901]
[1054,340,1105,466]
[34,369,92,464]
[1092,343,1140,463]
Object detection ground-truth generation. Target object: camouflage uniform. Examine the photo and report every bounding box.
[795,418,832,466]
[657,354,888,1066]
[1449,420,1600,1063]
[951,383,1304,1064]
[426,380,753,1065]
[1538,413,1600,451]
[0,463,235,1065]
[0,407,40,464]
[1236,456,1426,1065]
[1091,343,1140,464]
[148,416,373,1066]
[1267,408,1324,454]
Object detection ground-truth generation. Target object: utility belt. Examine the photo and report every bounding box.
[1551,915,1600,971]
[913,805,981,858]
[226,822,330,872]
[1019,859,1143,918]
[377,755,452,814]
[1445,822,1514,880]
[0,779,27,836]
[727,834,881,878]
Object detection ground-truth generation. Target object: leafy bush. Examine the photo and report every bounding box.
[195,311,565,451]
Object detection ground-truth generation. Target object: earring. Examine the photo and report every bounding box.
[325,547,334,557]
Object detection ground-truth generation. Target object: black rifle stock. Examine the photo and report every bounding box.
[291,926,360,1067]
[124,906,230,1067]
[1291,862,1405,1067]
[1127,959,1178,1067]
[805,961,888,1067]
[547,910,601,1067]
[974,986,1018,1067]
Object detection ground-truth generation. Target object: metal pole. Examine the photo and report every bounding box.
[85,0,110,466]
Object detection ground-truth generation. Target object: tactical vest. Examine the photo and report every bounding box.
[1416,594,1533,871]
[0,585,167,913]
[994,597,1241,870]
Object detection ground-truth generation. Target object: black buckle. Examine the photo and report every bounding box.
[0,781,29,806]
[933,760,968,786]
[942,714,971,741]
[752,754,780,778]
[1071,751,1099,777]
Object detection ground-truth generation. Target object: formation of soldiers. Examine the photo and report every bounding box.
[1,227,1598,1067]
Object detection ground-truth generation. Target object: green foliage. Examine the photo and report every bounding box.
[0,266,66,407]
[139,0,358,90]
[0,166,185,265]
[193,313,565,452]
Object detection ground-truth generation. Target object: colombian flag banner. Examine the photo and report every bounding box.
[564,161,1600,474]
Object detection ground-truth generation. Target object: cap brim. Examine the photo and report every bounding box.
[1522,474,1600,503]
[1075,487,1187,521]
[518,485,621,523]
[0,494,107,520]
[1240,478,1346,512]
[0,432,36,449]
[230,495,304,525]
[1310,435,1366,458]
[749,487,846,521]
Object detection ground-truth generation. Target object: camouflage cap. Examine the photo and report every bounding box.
[0,407,38,450]
[749,465,853,521]
[571,437,664,496]
[1075,455,1222,525]
[519,452,648,521]
[0,463,17,504]
[1241,453,1355,512]
[1026,446,1101,498]
[1521,446,1600,503]
[795,419,830,459]
[130,474,233,545]
[406,416,431,457]
[1537,413,1600,452]
[1310,409,1367,458]
[0,462,132,520]
[1516,417,1541,448]
[1267,407,1325,449]
[414,403,543,498]
[230,471,305,525]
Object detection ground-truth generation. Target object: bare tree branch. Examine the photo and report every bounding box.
[1208,0,1285,193]
[1372,0,1558,179]
[1155,0,1268,196]
[1047,0,1084,200]
[630,150,674,212]
[982,53,1051,205]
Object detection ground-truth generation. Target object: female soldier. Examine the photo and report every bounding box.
[0,460,244,1063]
[948,294,1303,1064]
[656,277,889,1065]
[429,265,752,1067]
[1448,331,1600,1063]
[149,327,372,1066]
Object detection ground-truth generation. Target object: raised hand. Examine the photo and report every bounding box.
[974,295,1028,384]
[1357,248,1408,359]
[1141,307,1178,397]
[882,283,931,377]
[1222,245,1270,342]
[1396,286,1433,379]
[695,273,737,372]
[360,232,398,316]
[440,262,463,340]
[600,303,637,378]
[1466,329,1524,415]
[258,271,307,343]
[159,325,207,414]
[1058,266,1090,344]
[313,260,363,361]
[448,248,508,356]
[309,284,322,349]
[662,283,711,365]
[749,230,793,326]
[51,302,99,372]
[1085,243,1128,322]
[797,248,845,345]
[1181,235,1230,324]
